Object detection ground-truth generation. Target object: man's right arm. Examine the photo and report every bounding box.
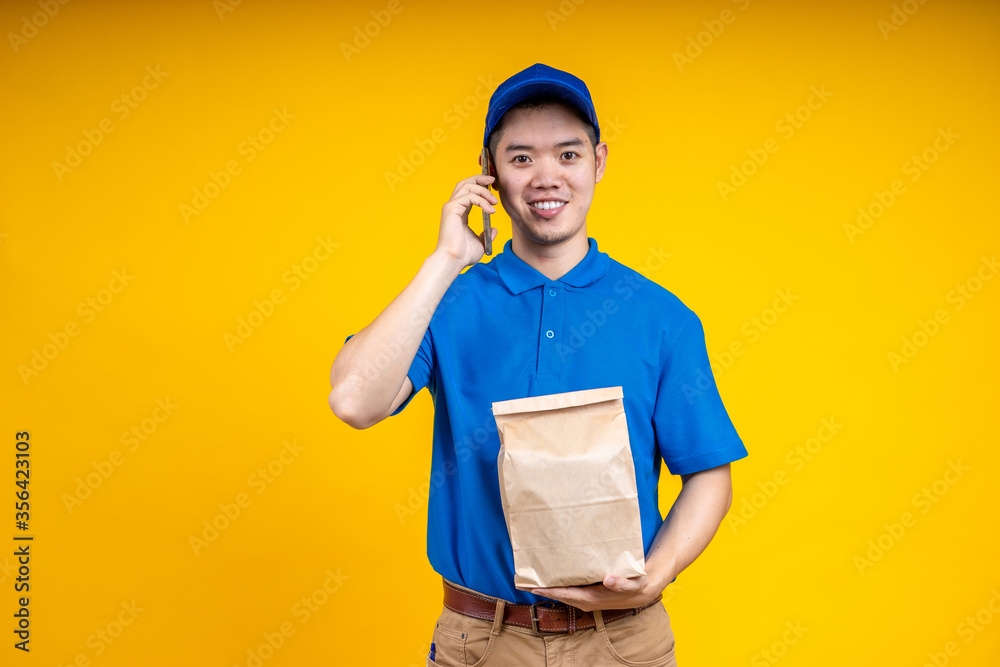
[328,173,497,429]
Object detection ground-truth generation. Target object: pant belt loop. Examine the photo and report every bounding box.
[593,609,606,632]
[491,598,506,636]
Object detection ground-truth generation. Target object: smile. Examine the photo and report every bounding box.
[529,201,566,210]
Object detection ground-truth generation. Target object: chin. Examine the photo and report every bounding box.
[517,226,572,246]
[513,217,582,246]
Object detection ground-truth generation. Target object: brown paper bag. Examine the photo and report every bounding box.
[493,386,646,589]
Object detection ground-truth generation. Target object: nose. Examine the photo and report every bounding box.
[531,156,562,189]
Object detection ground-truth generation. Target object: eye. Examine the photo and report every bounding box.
[561,151,579,160]
[513,155,530,164]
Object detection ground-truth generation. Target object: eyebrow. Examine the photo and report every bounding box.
[503,138,585,153]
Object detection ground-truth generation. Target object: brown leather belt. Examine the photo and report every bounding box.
[443,579,661,635]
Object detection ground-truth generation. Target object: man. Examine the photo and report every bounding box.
[329,63,747,666]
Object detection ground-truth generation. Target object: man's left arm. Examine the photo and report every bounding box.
[533,463,733,611]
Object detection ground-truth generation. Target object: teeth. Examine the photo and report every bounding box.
[530,201,566,210]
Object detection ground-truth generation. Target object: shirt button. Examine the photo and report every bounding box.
[545,330,554,339]
[548,289,557,296]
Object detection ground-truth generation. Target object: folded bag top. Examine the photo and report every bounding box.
[493,386,646,590]
[491,385,624,416]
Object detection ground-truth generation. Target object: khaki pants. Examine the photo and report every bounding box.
[427,581,677,667]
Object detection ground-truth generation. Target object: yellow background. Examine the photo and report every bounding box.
[2,0,998,665]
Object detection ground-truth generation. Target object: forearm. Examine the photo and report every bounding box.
[328,250,463,428]
[644,463,734,592]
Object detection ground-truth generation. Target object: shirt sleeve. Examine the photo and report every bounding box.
[387,326,435,416]
[652,311,748,475]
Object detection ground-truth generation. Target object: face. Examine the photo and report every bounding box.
[492,102,607,249]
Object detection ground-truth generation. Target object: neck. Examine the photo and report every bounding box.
[511,228,590,281]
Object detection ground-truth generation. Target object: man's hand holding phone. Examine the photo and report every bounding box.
[435,169,498,271]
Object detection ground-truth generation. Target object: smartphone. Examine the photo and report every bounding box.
[481,147,493,256]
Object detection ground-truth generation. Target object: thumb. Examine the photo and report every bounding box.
[604,574,645,592]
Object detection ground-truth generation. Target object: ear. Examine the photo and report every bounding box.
[594,141,609,184]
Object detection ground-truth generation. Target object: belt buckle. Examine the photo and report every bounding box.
[529,601,564,635]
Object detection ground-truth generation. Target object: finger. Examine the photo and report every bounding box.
[472,173,496,188]
[532,587,568,599]
[538,584,601,600]
[450,174,496,199]
[536,589,579,606]
[545,589,613,612]
[605,574,646,593]
[449,176,481,199]
[447,192,496,216]
[603,575,627,591]
[457,182,498,205]
[478,226,500,243]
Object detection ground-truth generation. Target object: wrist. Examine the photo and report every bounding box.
[645,554,678,594]
[426,248,467,280]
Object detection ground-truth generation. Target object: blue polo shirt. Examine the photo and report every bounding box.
[390,238,746,604]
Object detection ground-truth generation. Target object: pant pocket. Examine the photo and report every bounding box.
[599,604,677,667]
[428,617,468,667]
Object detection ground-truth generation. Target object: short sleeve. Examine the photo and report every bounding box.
[390,327,434,416]
[653,312,748,475]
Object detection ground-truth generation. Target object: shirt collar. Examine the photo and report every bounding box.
[493,237,610,295]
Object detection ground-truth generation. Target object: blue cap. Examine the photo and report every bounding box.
[483,63,600,148]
